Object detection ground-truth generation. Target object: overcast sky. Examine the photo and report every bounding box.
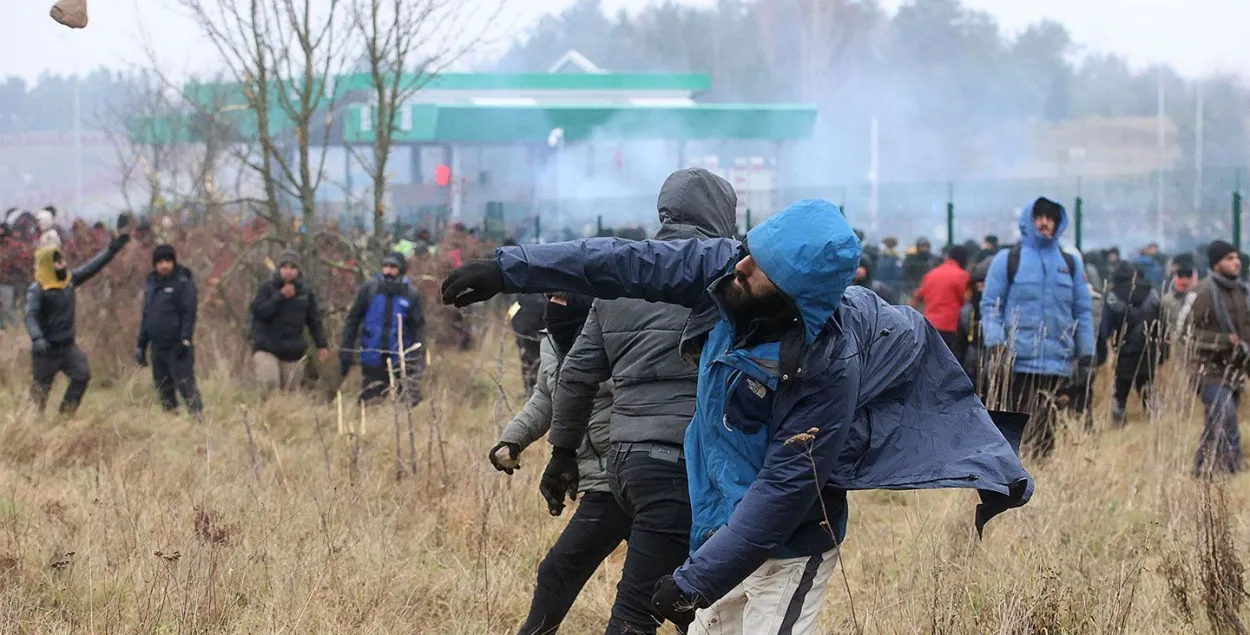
[0,0,1245,81]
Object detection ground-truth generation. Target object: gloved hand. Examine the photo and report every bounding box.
[135,346,148,367]
[652,575,705,629]
[1072,355,1095,387]
[441,260,505,307]
[339,351,354,378]
[31,338,49,355]
[539,446,580,516]
[489,441,521,475]
[109,233,132,251]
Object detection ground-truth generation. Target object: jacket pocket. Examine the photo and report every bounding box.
[723,372,774,435]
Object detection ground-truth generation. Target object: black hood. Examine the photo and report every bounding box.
[1111,262,1152,305]
[654,168,738,240]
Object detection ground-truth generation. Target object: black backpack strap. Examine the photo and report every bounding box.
[1006,244,1077,291]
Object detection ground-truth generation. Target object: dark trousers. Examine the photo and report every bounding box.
[604,444,692,635]
[151,345,202,414]
[360,363,423,406]
[1007,373,1068,459]
[31,344,91,415]
[1196,384,1242,477]
[1112,354,1154,408]
[518,336,542,394]
[518,491,632,635]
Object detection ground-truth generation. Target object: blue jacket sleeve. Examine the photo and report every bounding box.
[1071,252,1095,357]
[496,237,740,310]
[979,251,1010,348]
[673,369,857,602]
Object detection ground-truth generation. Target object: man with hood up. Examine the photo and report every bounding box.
[441,198,1033,635]
[339,252,426,405]
[249,251,330,392]
[534,167,738,635]
[980,198,1094,458]
[136,244,203,416]
[1098,261,1164,423]
[25,228,131,415]
[489,293,625,635]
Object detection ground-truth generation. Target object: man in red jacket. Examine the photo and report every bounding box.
[912,245,971,357]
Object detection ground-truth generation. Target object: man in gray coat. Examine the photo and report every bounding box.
[537,168,738,635]
[489,293,625,635]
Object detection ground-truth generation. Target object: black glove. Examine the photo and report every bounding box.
[652,575,705,628]
[441,259,505,308]
[116,211,134,233]
[31,338,49,355]
[109,233,132,251]
[489,441,521,475]
[1072,355,1095,386]
[135,346,148,367]
[339,351,354,378]
[539,446,580,516]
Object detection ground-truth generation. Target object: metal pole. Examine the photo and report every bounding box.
[1235,169,1243,253]
[945,182,954,248]
[1156,67,1166,244]
[597,214,603,236]
[1195,81,1205,213]
[1074,178,1084,252]
[534,213,541,244]
[869,116,879,230]
[746,208,752,232]
[74,80,83,217]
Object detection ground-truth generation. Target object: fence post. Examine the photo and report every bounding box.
[1235,168,1243,252]
[945,182,955,248]
[1074,177,1083,252]
[597,214,603,236]
[746,208,752,232]
[534,214,541,244]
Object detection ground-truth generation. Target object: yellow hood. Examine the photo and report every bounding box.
[34,246,71,290]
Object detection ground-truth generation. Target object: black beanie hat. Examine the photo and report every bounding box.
[1209,240,1238,268]
[382,251,408,275]
[153,244,176,265]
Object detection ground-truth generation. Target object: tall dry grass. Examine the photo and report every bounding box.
[0,303,1247,633]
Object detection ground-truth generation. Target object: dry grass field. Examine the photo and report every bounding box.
[0,320,1246,634]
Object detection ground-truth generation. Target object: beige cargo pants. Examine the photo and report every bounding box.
[252,351,305,392]
[688,548,838,635]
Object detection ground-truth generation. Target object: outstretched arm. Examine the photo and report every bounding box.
[72,235,129,286]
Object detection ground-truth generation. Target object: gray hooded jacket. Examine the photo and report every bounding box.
[548,168,738,449]
[499,335,613,493]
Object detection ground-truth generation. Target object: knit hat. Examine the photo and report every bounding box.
[277,250,301,270]
[382,251,407,275]
[152,244,177,265]
[1208,240,1238,268]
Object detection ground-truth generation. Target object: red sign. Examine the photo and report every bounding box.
[434,164,451,187]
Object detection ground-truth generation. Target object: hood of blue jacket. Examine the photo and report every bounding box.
[1017,198,1068,249]
[745,199,860,345]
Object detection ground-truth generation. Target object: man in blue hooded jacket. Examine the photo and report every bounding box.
[340,252,426,404]
[442,199,1033,634]
[980,198,1095,458]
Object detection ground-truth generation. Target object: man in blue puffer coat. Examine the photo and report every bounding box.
[340,252,426,404]
[980,198,1095,458]
[442,199,1034,634]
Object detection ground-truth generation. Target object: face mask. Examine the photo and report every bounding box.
[545,295,593,353]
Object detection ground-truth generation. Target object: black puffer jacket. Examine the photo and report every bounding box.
[1098,262,1164,365]
[549,168,737,449]
[25,238,128,347]
[138,265,197,349]
[249,273,329,361]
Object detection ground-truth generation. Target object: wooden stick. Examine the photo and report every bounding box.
[336,391,344,436]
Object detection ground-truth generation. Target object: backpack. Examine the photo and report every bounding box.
[1005,244,1078,291]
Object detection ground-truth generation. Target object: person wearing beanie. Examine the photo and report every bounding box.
[24,224,132,416]
[488,293,628,635]
[980,197,1095,459]
[339,252,426,404]
[1161,255,1199,345]
[136,244,202,417]
[912,244,971,357]
[1184,241,1250,476]
[248,249,329,393]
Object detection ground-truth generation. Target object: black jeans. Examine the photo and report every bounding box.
[1007,373,1068,459]
[31,344,91,415]
[151,345,203,414]
[1112,354,1155,409]
[604,444,692,635]
[360,364,423,406]
[518,491,632,635]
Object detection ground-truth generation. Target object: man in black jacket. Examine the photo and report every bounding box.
[1098,261,1165,424]
[136,244,203,416]
[25,231,131,415]
[249,251,330,392]
[339,252,426,405]
[540,167,737,635]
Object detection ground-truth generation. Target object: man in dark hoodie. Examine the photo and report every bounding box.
[1098,262,1164,423]
[852,252,898,304]
[537,168,737,635]
[339,252,426,405]
[249,251,330,393]
[901,237,937,299]
[136,244,203,416]
[25,229,131,415]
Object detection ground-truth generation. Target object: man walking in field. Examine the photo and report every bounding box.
[338,252,426,405]
[248,251,330,393]
[1184,241,1250,477]
[980,198,1095,458]
[136,244,203,416]
[442,198,1032,635]
[25,226,131,415]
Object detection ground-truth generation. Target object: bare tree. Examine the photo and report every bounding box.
[348,0,502,255]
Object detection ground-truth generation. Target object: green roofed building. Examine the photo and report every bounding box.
[135,51,817,236]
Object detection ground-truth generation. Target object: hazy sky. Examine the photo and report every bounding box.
[0,0,1245,81]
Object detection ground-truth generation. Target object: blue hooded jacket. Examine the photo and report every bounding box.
[492,199,1034,603]
[340,274,426,369]
[980,200,1095,377]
